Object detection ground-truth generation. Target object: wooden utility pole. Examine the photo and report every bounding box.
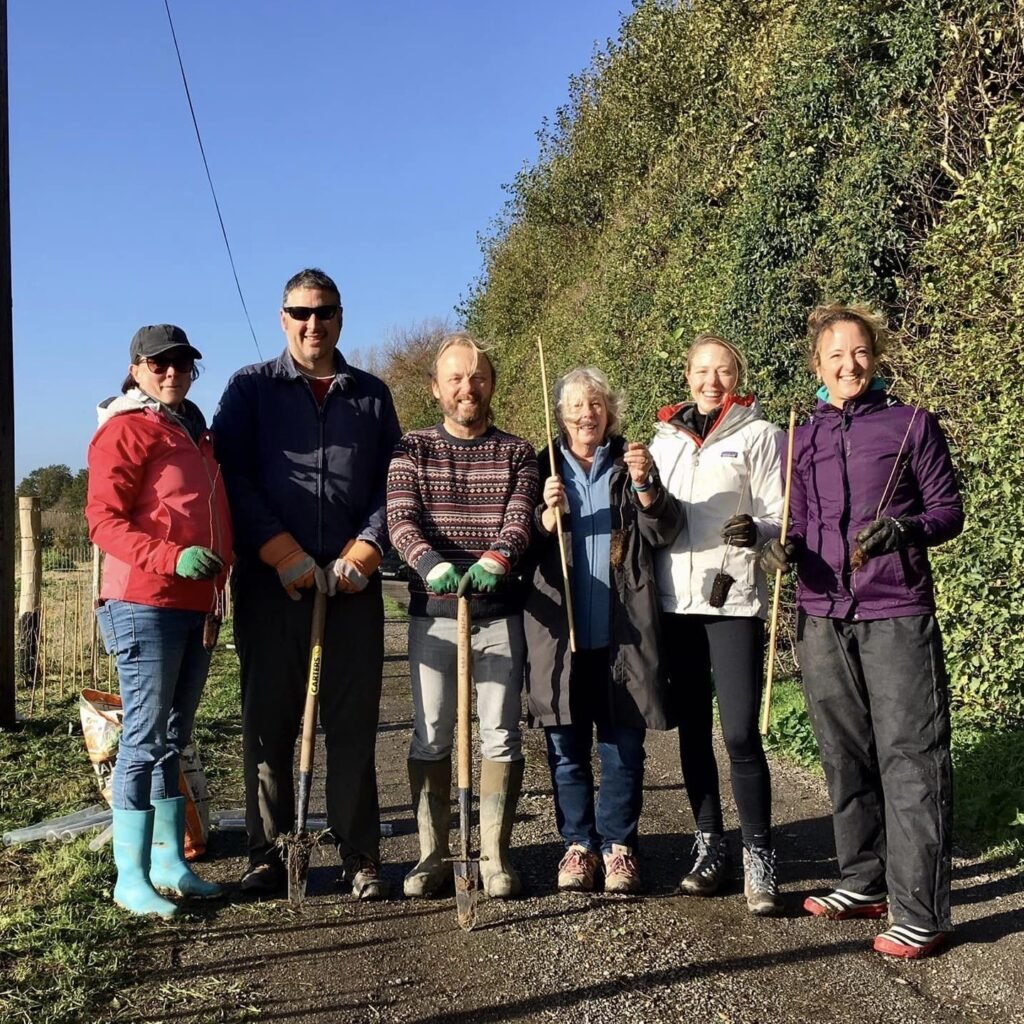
[0,0,17,729]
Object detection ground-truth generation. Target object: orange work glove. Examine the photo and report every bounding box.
[259,532,327,601]
[325,539,383,596]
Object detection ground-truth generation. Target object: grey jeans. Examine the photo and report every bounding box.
[797,612,953,931]
[408,613,525,762]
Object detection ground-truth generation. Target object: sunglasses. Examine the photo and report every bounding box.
[283,305,340,323]
[142,355,195,374]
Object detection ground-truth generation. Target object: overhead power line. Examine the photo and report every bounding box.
[162,0,262,359]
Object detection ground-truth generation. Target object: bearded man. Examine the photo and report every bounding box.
[386,331,538,899]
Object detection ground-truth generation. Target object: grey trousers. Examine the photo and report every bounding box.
[407,614,525,763]
[797,612,953,931]
[234,559,384,866]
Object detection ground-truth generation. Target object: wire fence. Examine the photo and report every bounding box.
[13,508,114,714]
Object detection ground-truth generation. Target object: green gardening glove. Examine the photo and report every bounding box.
[457,553,509,596]
[426,561,462,595]
[175,546,224,581]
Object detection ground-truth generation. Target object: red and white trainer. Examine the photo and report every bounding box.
[603,844,641,895]
[803,888,887,919]
[873,924,947,959]
[557,843,600,892]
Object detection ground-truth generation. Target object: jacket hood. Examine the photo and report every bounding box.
[96,388,159,426]
[653,393,760,445]
[96,388,207,439]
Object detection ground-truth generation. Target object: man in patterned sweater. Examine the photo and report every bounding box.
[387,331,538,899]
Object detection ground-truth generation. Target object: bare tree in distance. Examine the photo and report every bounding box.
[369,318,453,432]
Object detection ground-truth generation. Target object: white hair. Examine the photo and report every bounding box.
[554,366,625,439]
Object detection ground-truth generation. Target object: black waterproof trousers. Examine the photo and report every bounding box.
[234,558,385,868]
[796,612,953,931]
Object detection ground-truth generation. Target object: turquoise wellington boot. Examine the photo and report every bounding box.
[150,797,223,898]
[112,808,178,918]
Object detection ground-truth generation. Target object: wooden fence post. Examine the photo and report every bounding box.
[90,544,101,682]
[17,496,41,681]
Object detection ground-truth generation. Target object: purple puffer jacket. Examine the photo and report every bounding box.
[789,389,963,621]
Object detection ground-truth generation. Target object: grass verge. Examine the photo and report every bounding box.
[764,677,1024,862]
[0,625,244,1024]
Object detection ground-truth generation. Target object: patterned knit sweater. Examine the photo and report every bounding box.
[387,424,539,618]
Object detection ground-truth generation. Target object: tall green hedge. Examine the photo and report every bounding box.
[463,0,1024,727]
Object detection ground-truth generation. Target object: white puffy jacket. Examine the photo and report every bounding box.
[649,395,784,618]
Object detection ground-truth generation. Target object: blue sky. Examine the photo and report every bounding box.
[9,0,630,478]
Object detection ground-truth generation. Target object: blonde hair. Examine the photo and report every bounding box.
[686,334,748,390]
[432,331,496,384]
[807,303,888,371]
[554,366,625,439]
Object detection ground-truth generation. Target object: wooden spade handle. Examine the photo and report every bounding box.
[299,591,327,774]
[761,406,797,736]
[457,594,472,790]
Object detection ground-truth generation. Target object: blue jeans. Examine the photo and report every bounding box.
[545,720,646,854]
[96,600,211,810]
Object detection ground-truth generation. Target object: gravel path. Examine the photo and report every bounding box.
[110,585,1024,1024]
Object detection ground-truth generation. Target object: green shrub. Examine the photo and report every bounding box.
[464,0,1024,728]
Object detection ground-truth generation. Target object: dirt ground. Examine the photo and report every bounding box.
[109,584,1024,1024]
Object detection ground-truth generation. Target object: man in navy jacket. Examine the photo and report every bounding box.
[214,268,401,898]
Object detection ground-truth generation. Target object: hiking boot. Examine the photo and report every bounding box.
[341,855,389,900]
[404,757,452,898]
[873,924,947,959]
[479,758,524,898]
[743,845,783,916]
[803,888,887,920]
[603,844,641,894]
[557,844,600,892]
[240,857,286,896]
[678,831,731,896]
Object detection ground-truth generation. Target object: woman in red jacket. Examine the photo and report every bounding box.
[86,325,233,918]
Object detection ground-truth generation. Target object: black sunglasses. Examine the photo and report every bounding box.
[142,355,195,374]
[283,305,340,322]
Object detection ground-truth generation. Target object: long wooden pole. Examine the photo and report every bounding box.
[761,406,797,736]
[0,0,17,728]
[536,336,576,653]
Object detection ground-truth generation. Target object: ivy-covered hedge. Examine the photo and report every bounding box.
[462,0,1024,727]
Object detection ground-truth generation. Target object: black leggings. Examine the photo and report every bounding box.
[662,614,771,847]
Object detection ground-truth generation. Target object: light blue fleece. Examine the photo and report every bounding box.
[560,439,614,650]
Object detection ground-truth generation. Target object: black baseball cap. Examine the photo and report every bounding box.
[129,324,203,362]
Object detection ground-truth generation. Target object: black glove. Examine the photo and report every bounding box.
[760,538,798,575]
[855,517,914,557]
[721,514,757,548]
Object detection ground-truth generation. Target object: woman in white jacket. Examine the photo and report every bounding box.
[649,334,784,915]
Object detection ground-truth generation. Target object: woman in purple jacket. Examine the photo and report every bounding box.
[761,303,963,960]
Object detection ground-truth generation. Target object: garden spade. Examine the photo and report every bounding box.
[451,578,480,930]
[283,590,327,902]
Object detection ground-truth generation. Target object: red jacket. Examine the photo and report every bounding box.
[86,396,234,612]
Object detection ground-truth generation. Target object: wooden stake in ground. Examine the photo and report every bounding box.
[72,586,81,691]
[761,406,797,736]
[90,545,101,684]
[17,496,41,682]
[38,600,46,711]
[59,582,68,699]
[536,335,576,653]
